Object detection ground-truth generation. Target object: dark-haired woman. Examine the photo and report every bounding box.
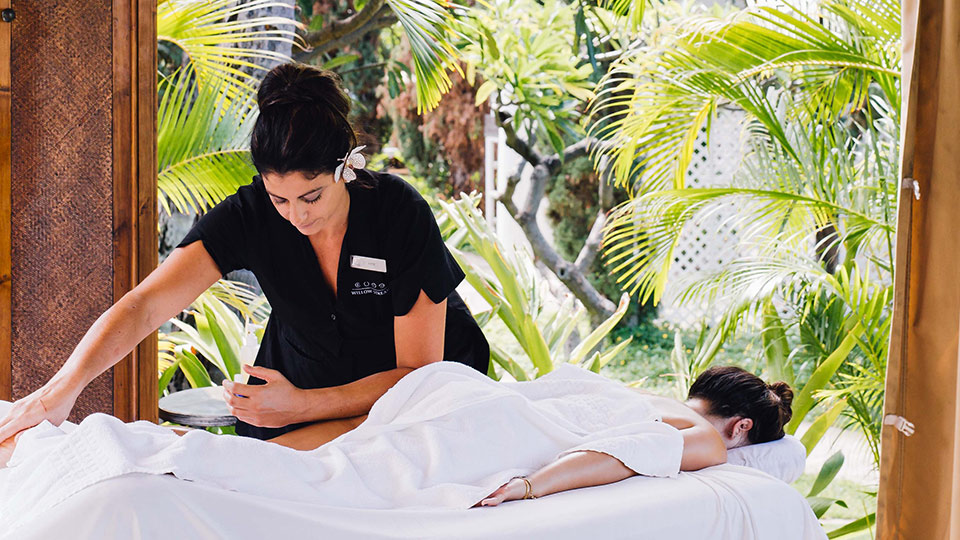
[0,62,490,444]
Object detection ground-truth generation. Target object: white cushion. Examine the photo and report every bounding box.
[725,434,806,483]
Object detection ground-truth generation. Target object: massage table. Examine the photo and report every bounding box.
[0,400,826,539]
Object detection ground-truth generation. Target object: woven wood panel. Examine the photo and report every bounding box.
[10,0,114,419]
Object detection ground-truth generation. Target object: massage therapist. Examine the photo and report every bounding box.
[0,62,490,443]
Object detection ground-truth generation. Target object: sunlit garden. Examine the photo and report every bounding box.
[155,0,899,537]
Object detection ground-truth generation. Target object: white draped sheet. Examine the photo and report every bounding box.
[0,363,827,539]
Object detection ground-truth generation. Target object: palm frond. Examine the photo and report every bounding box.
[157,66,259,214]
[602,185,892,304]
[388,0,470,113]
[158,0,301,97]
[603,0,646,32]
[589,1,901,190]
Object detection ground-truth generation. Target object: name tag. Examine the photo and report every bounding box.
[350,255,387,273]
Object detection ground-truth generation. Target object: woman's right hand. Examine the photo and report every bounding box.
[0,385,77,445]
[0,241,221,449]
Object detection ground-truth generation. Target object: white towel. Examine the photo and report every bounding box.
[0,362,682,532]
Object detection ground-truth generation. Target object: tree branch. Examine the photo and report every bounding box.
[294,3,397,63]
[575,210,607,273]
[519,158,550,222]
[493,113,617,319]
[576,156,615,274]
[303,0,385,44]
[496,113,543,167]
[542,137,594,173]
[495,162,616,319]
[598,156,614,209]
[492,160,525,203]
[563,138,594,163]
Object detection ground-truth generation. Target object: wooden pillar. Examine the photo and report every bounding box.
[1,0,156,422]
[0,0,10,402]
[111,0,158,423]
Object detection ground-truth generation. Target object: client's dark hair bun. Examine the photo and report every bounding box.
[767,381,794,429]
[251,62,358,176]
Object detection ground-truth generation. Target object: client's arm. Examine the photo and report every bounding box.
[479,396,726,507]
[479,450,632,506]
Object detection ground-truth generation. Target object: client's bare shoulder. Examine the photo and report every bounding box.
[633,391,712,431]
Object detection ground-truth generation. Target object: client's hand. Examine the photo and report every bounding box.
[478,477,528,507]
[222,365,306,428]
[0,385,76,454]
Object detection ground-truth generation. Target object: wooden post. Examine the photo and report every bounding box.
[112,0,158,422]
[0,0,11,402]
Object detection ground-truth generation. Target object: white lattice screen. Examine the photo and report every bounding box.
[487,109,752,328]
[656,110,747,328]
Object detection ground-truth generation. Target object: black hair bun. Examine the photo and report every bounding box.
[256,63,346,111]
[768,381,794,424]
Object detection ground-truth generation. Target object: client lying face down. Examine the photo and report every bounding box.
[479,365,794,506]
[0,363,794,516]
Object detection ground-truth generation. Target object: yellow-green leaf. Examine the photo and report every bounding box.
[475,80,498,106]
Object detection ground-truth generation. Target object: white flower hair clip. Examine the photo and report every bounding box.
[334,145,366,183]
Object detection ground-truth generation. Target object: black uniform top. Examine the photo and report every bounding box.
[177,171,490,439]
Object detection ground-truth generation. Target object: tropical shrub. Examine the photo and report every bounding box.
[438,193,632,380]
[462,0,597,156]
[158,280,270,394]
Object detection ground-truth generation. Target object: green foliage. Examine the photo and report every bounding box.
[157,0,296,214]
[462,0,596,155]
[392,115,451,190]
[804,452,877,538]
[603,113,897,305]
[387,0,471,113]
[828,513,876,538]
[157,65,259,214]
[591,0,900,191]
[592,1,898,478]
[760,301,793,384]
[159,280,270,394]
[788,322,863,437]
[297,0,481,114]
[158,0,300,98]
[574,15,899,536]
[300,2,395,147]
[438,193,632,380]
[546,157,604,261]
[545,156,653,325]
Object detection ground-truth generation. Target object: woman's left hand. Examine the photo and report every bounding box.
[222,365,306,428]
[477,477,527,507]
[0,431,23,468]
